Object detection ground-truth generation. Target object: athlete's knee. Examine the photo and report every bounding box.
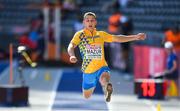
[101,72,110,79]
[83,88,94,99]
[100,72,110,86]
[83,92,92,99]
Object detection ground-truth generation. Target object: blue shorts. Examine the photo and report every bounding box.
[82,66,110,90]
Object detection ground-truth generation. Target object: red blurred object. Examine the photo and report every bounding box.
[141,82,156,97]
[163,80,168,96]
[133,45,166,79]
[19,35,37,49]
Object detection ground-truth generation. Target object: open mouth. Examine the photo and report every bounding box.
[89,25,93,28]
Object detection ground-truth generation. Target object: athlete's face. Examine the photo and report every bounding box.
[83,15,97,31]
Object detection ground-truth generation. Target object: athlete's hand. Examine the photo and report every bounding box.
[136,33,146,40]
[70,56,77,63]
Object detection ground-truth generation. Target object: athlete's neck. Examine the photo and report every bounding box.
[85,28,95,32]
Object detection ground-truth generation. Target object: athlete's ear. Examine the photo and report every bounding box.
[83,19,85,26]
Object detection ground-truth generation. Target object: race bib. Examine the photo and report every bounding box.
[85,44,102,59]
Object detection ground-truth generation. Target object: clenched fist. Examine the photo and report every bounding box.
[70,56,78,63]
[136,33,146,40]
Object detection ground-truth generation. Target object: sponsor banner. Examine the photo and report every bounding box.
[134,45,166,79]
[85,44,102,60]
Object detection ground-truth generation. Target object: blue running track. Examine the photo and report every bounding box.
[52,68,108,111]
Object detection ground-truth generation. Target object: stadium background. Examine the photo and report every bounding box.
[0,0,180,111]
[0,0,179,68]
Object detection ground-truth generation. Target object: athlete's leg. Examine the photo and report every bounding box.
[82,73,97,99]
[83,87,95,99]
[99,72,110,87]
[99,72,113,102]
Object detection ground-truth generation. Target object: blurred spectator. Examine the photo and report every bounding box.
[108,11,132,34]
[163,26,180,52]
[33,18,45,60]
[61,0,78,19]
[120,16,133,72]
[107,11,125,71]
[121,16,133,35]
[19,32,37,50]
[63,0,76,10]
[118,0,134,9]
[101,0,119,13]
[101,0,133,12]
[107,10,133,72]
[108,11,122,34]
[150,41,179,96]
[29,16,44,45]
[152,42,178,79]
[29,24,40,44]
[19,15,45,61]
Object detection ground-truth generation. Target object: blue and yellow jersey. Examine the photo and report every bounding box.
[70,28,113,73]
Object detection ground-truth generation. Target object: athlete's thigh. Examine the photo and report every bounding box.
[97,66,111,80]
[82,73,97,90]
[100,72,110,80]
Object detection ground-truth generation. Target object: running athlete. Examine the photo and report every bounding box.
[67,12,146,102]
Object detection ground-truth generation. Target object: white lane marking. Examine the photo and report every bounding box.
[107,95,159,111]
[48,70,63,111]
[143,100,157,111]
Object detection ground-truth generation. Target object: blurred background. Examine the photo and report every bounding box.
[0,0,180,111]
[0,0,180,71]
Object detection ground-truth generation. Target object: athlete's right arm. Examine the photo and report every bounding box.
[67,42,78,63]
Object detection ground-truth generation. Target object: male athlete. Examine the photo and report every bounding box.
[67,12,146,102]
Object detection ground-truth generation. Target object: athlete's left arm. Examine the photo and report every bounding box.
[112,33,146,42]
